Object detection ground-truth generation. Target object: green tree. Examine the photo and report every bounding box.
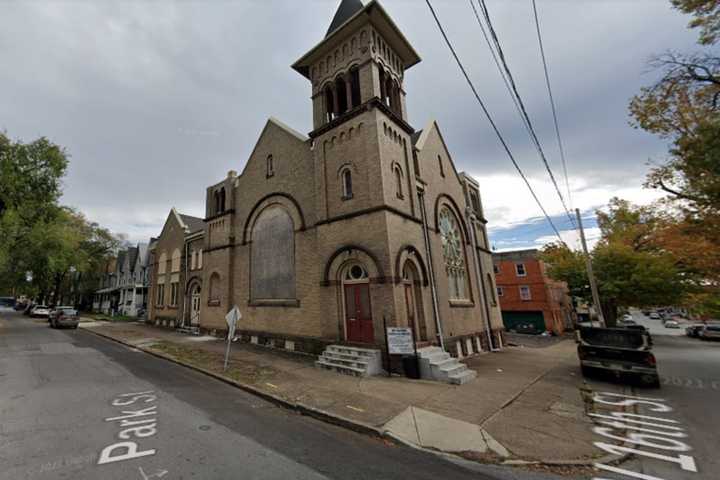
[542,199,689,326]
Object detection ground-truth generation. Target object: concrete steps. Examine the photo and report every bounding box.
[417,346,477,385]
[316,345,383,377]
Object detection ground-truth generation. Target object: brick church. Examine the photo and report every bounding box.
[148,0,504,378]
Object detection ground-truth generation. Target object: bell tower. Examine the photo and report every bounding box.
[292,0,422,223]
[292,0,421,132]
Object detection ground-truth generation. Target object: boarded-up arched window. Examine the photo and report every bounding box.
[209,273,221,303]
[171,248,181,272]
[157,252,167,275]
[251,206,295,300]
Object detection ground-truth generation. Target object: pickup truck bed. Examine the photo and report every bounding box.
[577,327,659,387]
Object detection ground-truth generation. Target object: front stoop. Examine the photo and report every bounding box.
[316,345,383,377]
[417,346,477,384]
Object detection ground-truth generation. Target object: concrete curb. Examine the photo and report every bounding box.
[78,326,384,439]
[78,325,629,469]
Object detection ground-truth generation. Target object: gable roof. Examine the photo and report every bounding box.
[327,0,365,37]
[179,214,204,234]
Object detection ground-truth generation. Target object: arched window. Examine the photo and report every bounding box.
[341,168,353,199]
[349,67,361,108]
[171,248,181,272]
[209,272,221,304]
[335,77,348,114]
[439,207,468,300]
[324,85,335,123]
[251,206,296,300]
[266,155,274,178]
[394,166,403,199]
[157,252,167,275]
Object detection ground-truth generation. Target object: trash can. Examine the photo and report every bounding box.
[402,355,420,379]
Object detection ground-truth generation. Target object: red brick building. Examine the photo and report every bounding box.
[492,249,573,334]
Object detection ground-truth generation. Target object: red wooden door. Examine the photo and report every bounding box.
[344,283,374,344]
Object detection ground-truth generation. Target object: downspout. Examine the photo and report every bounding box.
[418,190,445,351]
[183,238,189,328]
[466,208,497,352]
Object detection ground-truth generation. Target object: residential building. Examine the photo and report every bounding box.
[93,242,151,317]
[147,209,204,329]
[493,249,573,334]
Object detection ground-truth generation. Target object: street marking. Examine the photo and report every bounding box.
[98,390,161,466]
[265,383,278,389]
[346,405,365,412]
[662,375,720,390]
[589,391,698,480]
[139,466,168,479]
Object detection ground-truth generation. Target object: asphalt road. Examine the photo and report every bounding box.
[0,310,565,480]
[599,310,720,480]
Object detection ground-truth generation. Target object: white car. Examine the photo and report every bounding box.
[664,320,680,329]
[622,314,633,321]
[30,305,50,318]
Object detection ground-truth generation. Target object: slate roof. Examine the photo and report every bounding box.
[180,214,204,234]
[411,130,423,147]
[326,0,365,37]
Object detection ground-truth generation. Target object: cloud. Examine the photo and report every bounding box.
[0,0,698,243]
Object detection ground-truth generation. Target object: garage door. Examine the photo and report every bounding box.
[502,311,546,334]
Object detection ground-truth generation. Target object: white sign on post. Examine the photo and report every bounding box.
[224,306,242,371]
[387,327,414,355]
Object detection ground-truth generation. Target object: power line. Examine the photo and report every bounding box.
[424,0,566,245]
[471,0,576,230]
[531,0,573,213]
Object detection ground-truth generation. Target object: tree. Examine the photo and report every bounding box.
[671,0,720,46]
[542,199,690,326]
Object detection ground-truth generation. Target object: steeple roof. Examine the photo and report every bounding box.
[326,0,365,37]
[292,0,421,80]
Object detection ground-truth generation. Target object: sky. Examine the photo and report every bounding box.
[0,0,701,250]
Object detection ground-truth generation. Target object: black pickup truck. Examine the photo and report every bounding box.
[577,326,659,387]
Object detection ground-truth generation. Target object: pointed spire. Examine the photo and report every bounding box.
[326,0,365,37]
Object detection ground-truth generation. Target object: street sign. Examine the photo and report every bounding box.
[386,327,414,355]
[224,306,242,371]
[225,306,241,340]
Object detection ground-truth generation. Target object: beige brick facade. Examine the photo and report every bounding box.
[147,0,504,355]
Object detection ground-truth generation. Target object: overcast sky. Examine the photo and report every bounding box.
[0,0,700,250]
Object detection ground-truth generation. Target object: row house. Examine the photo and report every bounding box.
[492,249,574,335]
[93,242,151,316]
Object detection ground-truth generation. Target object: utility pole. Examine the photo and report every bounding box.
[576,209,605,327]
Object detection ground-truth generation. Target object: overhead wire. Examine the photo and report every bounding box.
[531,0,573,214]
[424,0,566,245]
[471,0,576,230]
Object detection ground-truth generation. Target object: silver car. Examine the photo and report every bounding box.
[30,305,50,318]
[700,324,720,340]
[49,307,79,329]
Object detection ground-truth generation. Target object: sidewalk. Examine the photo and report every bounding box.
[79,320,619,464]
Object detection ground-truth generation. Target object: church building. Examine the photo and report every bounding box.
[148,0,504,380]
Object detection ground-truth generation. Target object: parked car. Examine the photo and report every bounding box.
[619,319,637,327]
[30,305,50,318]
[49,307,79,329]
[23,303,35,315]
[699,324,720,341]
[577,326,659,387]
[686,325,705,337]
[649,312,661,320]
[14,302,27,311]
[622,313,633,321]
[664,320,680,329]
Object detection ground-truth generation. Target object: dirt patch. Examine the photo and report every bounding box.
[149,341,279,385]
